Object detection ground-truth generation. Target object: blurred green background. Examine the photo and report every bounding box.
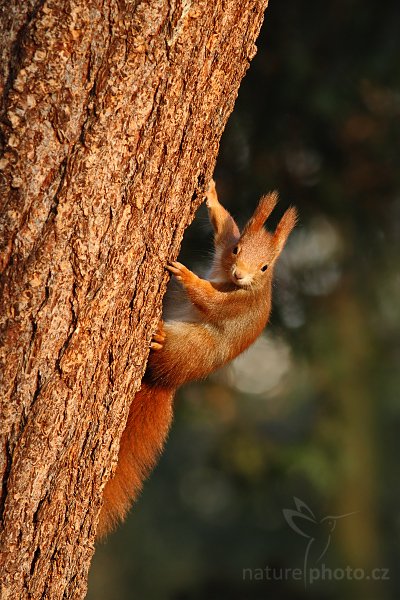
[89,0,400,598]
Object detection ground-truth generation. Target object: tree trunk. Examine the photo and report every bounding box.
[0,1,268,598]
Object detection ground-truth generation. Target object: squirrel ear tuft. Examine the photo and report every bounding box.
[242,191,278,235]
[273,206,298,253]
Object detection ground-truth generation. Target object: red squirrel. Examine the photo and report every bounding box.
[97,180,297,538]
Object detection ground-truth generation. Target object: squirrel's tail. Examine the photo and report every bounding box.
[97,383,174,539]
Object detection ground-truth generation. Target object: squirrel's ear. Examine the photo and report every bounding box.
[242,191,278,236]
[273,206,298,254]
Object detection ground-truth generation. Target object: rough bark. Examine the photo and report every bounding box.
[0,1,268,598]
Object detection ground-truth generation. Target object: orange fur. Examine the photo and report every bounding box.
[242,191,278,236]
[98,383,174,538]
[98,180,297,539]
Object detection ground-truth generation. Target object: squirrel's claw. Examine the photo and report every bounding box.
[152,332,165,343]
[205,178,218,208]
[166,261,190,282]
[150,321,166,351]
[150,341,163,351]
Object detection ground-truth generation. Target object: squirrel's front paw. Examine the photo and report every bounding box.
[150,320,166,351]
[166,261,193,284]
[205,178,218,208]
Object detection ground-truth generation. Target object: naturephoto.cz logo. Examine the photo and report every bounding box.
[242,497,390,588]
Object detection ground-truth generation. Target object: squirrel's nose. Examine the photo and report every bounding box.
[233,269,246,281]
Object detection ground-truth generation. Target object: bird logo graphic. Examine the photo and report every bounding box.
[283,497,356,587]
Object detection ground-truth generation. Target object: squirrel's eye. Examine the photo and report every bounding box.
[261,264,268,272]
[232,246,239,255]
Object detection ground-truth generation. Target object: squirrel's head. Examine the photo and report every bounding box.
[223,192,297,288]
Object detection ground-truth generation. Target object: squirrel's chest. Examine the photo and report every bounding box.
[216,302,270,363]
